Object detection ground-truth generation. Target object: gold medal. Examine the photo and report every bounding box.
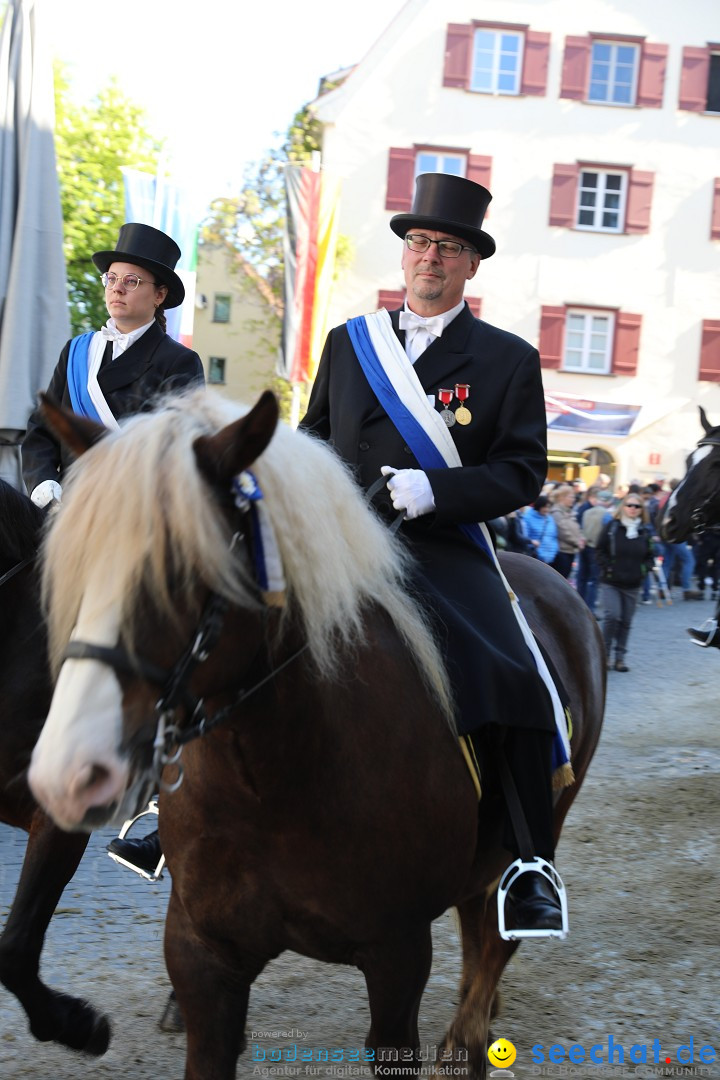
[455,405,472,426]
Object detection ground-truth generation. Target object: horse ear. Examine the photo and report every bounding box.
[699,405,713,435]
[39,393,107,456]
[193,390,280,486]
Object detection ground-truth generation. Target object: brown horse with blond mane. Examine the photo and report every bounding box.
[28,389,604,1079]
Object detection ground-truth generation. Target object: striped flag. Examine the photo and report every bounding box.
[281,164,340,384]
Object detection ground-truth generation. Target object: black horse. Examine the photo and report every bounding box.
[0,479,110,1054]
[660,406,720,541]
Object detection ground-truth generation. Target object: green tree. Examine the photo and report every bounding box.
[54,67,162,334]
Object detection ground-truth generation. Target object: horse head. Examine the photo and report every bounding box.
[28,391,280,831]
[660,405,720,541]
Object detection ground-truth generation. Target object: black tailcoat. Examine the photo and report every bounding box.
[301,304,555,735]
[22,322,204,494]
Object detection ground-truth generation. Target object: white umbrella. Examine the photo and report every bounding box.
[0,0,69,489]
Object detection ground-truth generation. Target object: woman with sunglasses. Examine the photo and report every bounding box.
[22,223,204,507]
[595,492,655,671]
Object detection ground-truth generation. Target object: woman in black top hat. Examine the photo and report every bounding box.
[22,223,205,506]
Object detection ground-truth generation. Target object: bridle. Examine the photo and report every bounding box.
[0,554,35,589]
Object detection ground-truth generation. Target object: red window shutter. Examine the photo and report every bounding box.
[612,312,642,376]
[699,320,720,382]
[538,306,566,369]
[385,148,415,212]
[625,171,655,234]
[679,47,710,112]
[559,36,590,100]
[377,290,405,311]
[466,297,482,318]
[521,31,550,96]
[549,164,579,228]
[443,23,472,89]
[711,179,720,241]
[466,154,492,194]
[637,42,668,108]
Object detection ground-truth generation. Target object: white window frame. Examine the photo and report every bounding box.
[563,310,615,375]
[470,28,524,96]
[576,169,628,233]
[588,41,639,106]
[414,152,466,179]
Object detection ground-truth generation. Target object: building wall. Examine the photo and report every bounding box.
[192,245,278,406]
[313,0,720,485]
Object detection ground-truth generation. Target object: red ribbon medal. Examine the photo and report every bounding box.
[454,384,472,426]
[438,387,456,427]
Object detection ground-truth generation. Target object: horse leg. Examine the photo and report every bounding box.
[164,891,258,1080]
[0,810,111,1054]
[437,894,517,1079]
[360,924,433,1078]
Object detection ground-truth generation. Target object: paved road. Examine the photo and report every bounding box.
[1,585,719,1078]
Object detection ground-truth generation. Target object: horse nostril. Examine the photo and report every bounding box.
[71,762,112,798]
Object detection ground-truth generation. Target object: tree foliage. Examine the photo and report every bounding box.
[54,67,162,334]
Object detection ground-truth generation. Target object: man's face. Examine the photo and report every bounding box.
[401,230,480,315]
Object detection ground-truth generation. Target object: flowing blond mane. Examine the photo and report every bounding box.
[42,389,453,723]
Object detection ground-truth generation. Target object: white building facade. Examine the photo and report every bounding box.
[312,0,720,485]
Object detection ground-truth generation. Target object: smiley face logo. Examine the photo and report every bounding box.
[488,1038,517,1069]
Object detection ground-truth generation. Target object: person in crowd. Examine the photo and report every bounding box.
[549,483,584,579]
[22,223,204,507]
[523,495,559,564]
[577,488,614,613]
[596,492,655,672]
[300,172,570,932]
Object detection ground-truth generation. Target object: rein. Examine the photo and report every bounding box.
[0,555,35,589]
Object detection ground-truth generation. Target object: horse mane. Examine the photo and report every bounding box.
[42,390,453,723]
[0,479,44,566]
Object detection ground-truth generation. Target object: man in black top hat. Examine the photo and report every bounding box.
[301,172,567,934]
[22,223,205,505]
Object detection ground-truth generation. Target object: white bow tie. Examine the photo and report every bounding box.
[398,311,445,338]
[101,324,127,343]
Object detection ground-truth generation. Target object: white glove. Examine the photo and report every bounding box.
[30,480,62,508]
[381,466,435,520]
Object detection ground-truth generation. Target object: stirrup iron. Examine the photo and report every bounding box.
[107,797,165,881]
[497,856,568,941]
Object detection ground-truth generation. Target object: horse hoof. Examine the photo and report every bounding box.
[158,991,184,1033]
[82,1013,112,1056]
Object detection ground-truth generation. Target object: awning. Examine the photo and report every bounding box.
[547,450,590,464]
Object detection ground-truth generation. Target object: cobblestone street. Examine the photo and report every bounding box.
[1,586,719,1078]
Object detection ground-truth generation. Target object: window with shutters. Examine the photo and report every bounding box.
[386,147,492,213]
[444,23,550,97]
[709,53,720,112]
[588,41,639,105]
[564,310,615,373]
[415,151,465,178]
[679,47,720,113]
[470,29,523,95]
[577,170,627,232]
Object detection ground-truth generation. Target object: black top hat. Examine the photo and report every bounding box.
[92,223,185,309]
[390,173,496,259]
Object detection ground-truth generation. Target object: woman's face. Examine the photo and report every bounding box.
[103,261,168,331]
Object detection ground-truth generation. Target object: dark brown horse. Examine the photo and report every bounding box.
[28,389,604,1080]
[0,479,110,1054]
[660,406,720,541]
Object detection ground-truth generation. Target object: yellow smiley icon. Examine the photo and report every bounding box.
[488,1038,517,1069]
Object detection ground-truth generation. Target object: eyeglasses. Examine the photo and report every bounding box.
[405,233,477,259]
[101,272,159,291]
[625,503,642,509]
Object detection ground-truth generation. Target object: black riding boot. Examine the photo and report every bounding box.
[500,727,563,931]
[108,829,163,875]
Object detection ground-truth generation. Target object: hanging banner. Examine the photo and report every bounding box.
[545,391,641,437]
[281,164,340,384]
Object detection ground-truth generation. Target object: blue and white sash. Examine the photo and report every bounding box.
[67,333,119,430]
[347,309,572,782]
